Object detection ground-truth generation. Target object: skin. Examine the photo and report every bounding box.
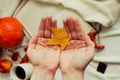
[27,16,95,80]
[27,16,60,80]
[60,17,94,80]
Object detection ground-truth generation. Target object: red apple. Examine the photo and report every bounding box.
[0,59,12,73]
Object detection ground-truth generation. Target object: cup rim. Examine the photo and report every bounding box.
[10,63,33,80]
[10,65,26,80]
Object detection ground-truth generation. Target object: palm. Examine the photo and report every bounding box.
[60,40,94,72]
[27,38,60,69]
[60,18,94,72]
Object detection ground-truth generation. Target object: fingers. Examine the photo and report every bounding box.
[52,19,57,28]
[28,35,38,49]
[63,17,85,40]
[63,19,72,39]
[38,16,57,38]
[85,35,95,53]
[38,16,85,40]
[44,16,52,38]
[67,17,78,40]
[85,35,95,60]
[51,19,57,37]
[73,19,85,40]
[38,17,46,37]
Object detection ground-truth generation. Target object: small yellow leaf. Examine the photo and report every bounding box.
[47,27,70,50]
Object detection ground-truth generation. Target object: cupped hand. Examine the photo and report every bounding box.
[60,17,95,74]
[27,16,60,73]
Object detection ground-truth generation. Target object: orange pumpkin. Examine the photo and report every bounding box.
[0,17,24,48]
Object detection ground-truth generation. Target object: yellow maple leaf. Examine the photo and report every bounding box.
[47,27,70,50]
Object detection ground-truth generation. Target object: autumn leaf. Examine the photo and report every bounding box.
[47,27,70,50]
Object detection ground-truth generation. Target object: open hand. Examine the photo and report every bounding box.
[60,17,94,74]
[27,16,60,73]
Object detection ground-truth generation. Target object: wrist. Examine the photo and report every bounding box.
[62,69,84,80]
[30,66,55,80]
